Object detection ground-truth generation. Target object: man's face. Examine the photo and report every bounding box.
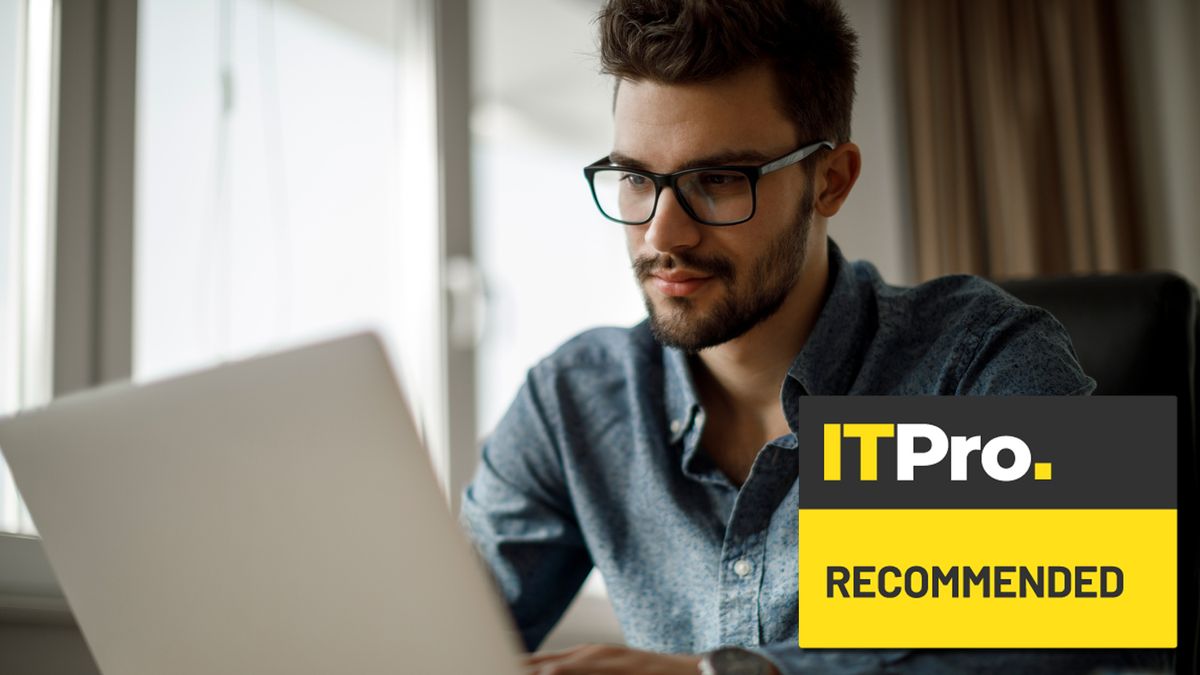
[612,65,820,353]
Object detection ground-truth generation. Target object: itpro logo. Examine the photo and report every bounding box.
[822,423,1053,482]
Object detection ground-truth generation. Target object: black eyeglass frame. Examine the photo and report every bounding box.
[582,140,835,226]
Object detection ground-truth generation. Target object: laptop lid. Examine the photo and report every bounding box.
[0,331,522,675]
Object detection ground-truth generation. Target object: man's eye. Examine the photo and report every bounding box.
[620,173,651,188]
[699,172,746,187]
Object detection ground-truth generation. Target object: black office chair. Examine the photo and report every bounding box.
[1000,272,1199,674]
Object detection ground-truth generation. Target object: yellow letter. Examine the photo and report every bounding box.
[843,424,895,481]
[824,424,842,481]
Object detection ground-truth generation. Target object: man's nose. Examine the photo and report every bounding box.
[644,188,702,254]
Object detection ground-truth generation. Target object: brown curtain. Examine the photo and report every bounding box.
[898,0,1142,281]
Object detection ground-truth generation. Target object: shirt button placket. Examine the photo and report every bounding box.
[717,543,763,646]
[719,471,771,647]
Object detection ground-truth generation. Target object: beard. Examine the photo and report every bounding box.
[633,183,815,354]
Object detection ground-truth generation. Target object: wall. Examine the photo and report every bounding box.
[836,0,916,285]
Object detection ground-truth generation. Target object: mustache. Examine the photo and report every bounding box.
[632,251,735,283]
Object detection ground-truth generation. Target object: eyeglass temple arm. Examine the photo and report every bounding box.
[759,141,836,176]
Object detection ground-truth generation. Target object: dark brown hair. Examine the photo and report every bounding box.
[597,0,859,144]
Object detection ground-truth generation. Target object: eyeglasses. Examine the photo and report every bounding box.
[582,140,834,226]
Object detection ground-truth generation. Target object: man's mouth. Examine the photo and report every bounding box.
[649,270,712,297]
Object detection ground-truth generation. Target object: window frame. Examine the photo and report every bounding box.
[0,0,480,621]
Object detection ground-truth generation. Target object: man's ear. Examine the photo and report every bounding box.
[814,143,861,218]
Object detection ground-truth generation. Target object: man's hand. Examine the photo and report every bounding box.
[524,644,702,675]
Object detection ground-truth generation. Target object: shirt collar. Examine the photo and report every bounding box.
[785,236,872,397]
[660,237,871,446]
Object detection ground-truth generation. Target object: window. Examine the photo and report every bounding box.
[470,0,638,647]
[471,0,643,436]
[0,0,55,537]
[135,0,448,477]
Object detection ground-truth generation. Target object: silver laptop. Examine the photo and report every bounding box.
[0,331,522,675]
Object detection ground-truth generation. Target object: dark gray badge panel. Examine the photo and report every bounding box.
[795,396,1176,509]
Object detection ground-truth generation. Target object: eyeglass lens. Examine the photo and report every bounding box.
[591,169,753,225]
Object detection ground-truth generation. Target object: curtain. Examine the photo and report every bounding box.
[898,0,1141,281]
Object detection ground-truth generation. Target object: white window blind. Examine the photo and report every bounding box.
[0,0,56,537]
[135,0,446,477]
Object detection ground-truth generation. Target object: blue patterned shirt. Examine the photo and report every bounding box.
[461,238,1169,674]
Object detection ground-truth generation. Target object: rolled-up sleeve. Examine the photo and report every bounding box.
[459,368,593,652]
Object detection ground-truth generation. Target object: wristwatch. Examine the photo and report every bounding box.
[698,646,776,675]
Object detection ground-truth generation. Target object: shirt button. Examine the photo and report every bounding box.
[733,559,752,577]
[670,419,682,434]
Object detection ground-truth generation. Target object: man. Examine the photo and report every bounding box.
[462,1,1168,673]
